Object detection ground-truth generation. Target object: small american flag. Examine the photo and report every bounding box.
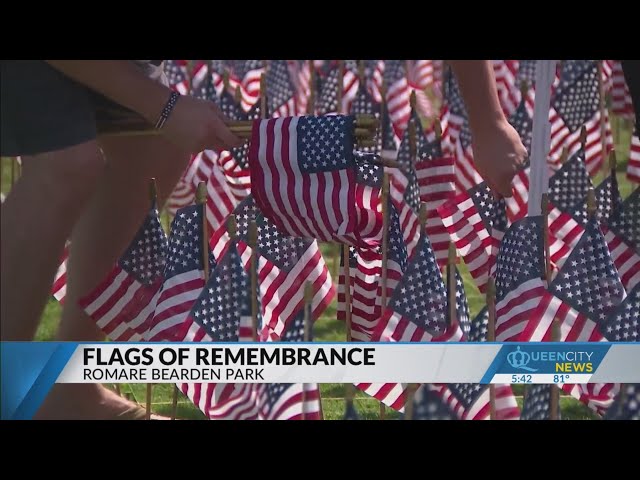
[606,187,639,250]
[210,195,334,339]
[427,381,520,420]
[316,63,341,115]
[493,60,521,117]
[548,60,613,175]
[604,383,640,420]
[628,129,640,184]
[608,60,635,119]
[521,217,626,343]
[384,60,411,138]
[146,204,214,342]
[249,114,382,248]
[349,81,381,155]
[190,60,225,101]
[230,60,265,112]
[265,60,297,118]
[494,216,547,341]
[437,182,503,293]
[51,245,69,303]
[79,202,168,341]
[164,60,190,95]
[520,385,559,420]
[406,385,456,420]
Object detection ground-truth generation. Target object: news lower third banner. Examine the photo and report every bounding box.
[2,342,639,419]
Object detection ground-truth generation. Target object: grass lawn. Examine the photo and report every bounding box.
[0,116,635,420]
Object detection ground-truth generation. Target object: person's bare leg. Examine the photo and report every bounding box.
[34,135,189,419]
[0,141,104,340]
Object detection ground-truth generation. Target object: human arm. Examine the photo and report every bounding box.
[45,60,241,153]
[446,60,527,197]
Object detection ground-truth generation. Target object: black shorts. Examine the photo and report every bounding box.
[0,60,166,157]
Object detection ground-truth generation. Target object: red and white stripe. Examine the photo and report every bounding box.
[496,277,547,341]
[437,191,493,294]
[79,267,163,341]
[205,162,238,234]
[609,60,635,119]
[493,60,521,117]
[216,151,251,203]
[239,67,265,112]
[164,178,194,218]
[561,382,618,417]
[602,227,640,292]
[51,245,69,303]
[386,76,412,139]
[416,156,456,266]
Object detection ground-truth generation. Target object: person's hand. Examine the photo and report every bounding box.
[161,95,243,154]
[471,118,528,198]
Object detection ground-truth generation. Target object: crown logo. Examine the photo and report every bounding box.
[507,346,538,372]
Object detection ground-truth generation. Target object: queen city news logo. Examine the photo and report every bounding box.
[506,346,595,374]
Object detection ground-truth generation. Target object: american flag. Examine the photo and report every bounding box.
[372,233,464,344]
[388,163,422,260]
[442,69,483,192]
[520,217,626,343]
[361,60,385,103]
[405,60,437,118]
[79,202,168,341]
[286,60,312,116]
[146,203,214,342]
[494,216,547,341]
[493,60,521,117]
[265,60,297,118]
[406,385,456,420]
[229,60,265,112]
[415,130,456,267]
[316,63,341,115]
[517,60,538,86]
[426,380,521,420]
[608,60,635,119]
[604,383,640,420]
[467,306,488,343]
[210,195,334,339]
[548,60,613,175]
[437,182,503,293]
[606,187,639,250]
[380,95,400,155]
[384,60,411,138]
[629,129,640,184]
[164,60,190,95]
[249,114,382,248]
[190,60,225,101]
[600,285,639,342]
[520,385,559,420]
[349,81,381,155]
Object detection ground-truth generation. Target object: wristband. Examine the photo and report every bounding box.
[155,91,180,130]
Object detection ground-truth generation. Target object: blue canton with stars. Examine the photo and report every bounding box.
[383,60,405,86]
[594,174,622,226]
[548,149,593,224]
[317,66,340,115]
[164,204,215,281]
[164,60,188,90]
[607,188,639,250]
[495,216,545,302]
[447,383,487,411]
[600,285,639,342]
[387,202,409,273]
[381,103,397,152]
[188,243,248,342]
[266,60,295,114]
[604,383,640,420]
[354,151,383,188]
[552,60,600,133]
[517,60,537,86]
[231,60,263,80]
[388,234,448,337]
[407,386,456,420]
[296,115,355,173]
[350,84,381,154]
[118,204,167,285]
[468,182,505,232]
[443,68,472,150]
[468,307,489,342]
[521,385,558,420]
[549,218,625,326]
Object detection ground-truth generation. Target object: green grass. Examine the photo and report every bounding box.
[1,116,636,420]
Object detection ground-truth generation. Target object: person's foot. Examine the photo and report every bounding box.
[33,384,170,420]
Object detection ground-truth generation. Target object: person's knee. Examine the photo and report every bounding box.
[27,141,105,207]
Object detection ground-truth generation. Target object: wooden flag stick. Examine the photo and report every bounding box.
[447,243,457,329]
[302,281,313,421]
[260,73,267,119]
[343,244,353,342]
[541,193,551,283]
[196,182,209,282]
[307,60,316,115]
[579,126,588,155]
[487,278,497,420]
[409,118,417,164]
[404,383,418,420]
[146,177,158,420]
[379,172,390,420]
[598,61,609,177]
[337,60,344,115]
[248,220,259,342]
